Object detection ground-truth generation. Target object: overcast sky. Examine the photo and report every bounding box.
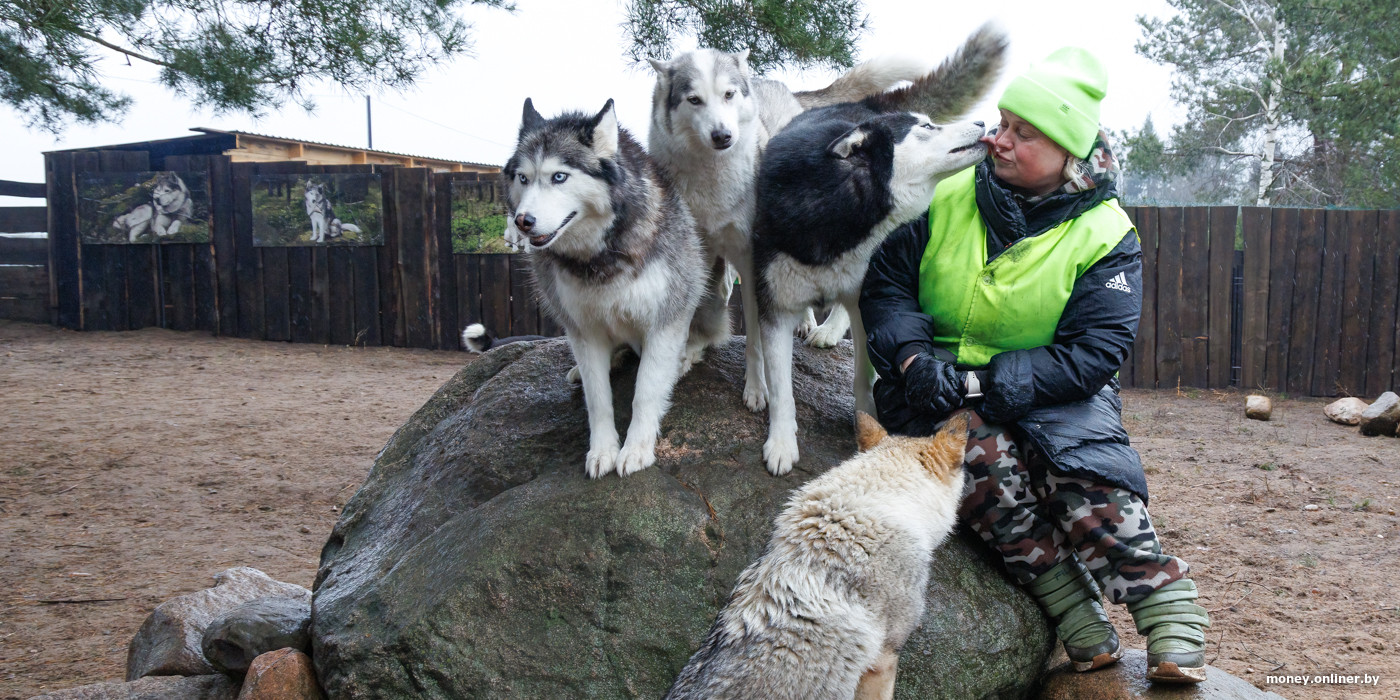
[0,0,1180,207]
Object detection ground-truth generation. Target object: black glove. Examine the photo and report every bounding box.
[902,354,967,417]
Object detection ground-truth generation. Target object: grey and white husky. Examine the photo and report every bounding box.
[504,98,707,478]
[111,172,192,243]
[647,50,929,413]
[754,25,1008,474]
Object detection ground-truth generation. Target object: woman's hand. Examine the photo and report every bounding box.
[902,354,967,416]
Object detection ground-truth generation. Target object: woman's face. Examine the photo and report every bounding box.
[980,109,1071,196]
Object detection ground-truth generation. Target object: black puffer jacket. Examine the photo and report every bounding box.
[859,157,1150,500]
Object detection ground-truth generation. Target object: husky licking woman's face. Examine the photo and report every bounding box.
[504,99,621,256]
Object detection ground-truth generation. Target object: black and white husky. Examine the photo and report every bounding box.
[647,50,929,413]
[754,25,1008,474]
[504,98,707,478]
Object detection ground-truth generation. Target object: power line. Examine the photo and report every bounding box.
[372,99,512,149]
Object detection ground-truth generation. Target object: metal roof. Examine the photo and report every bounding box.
[191,128,499,169]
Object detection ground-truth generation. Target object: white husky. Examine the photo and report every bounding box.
[647,51,929,412]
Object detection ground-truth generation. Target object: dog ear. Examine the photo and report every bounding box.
[855,412,887,451]
[647,57,670,75]
[521,98,546,134]
[732,48,752,77]
[591,99,620,159]
[918,412,969,480]
[826,126,869,159]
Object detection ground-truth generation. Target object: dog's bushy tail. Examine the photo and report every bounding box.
[864,22,1008,122]
[795,55,929,109]
[461,323,493,353]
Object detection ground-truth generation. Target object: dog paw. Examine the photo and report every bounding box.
[805,324,844,349]
[616,437,657,477]
[795,315,819,340]
[743,378,768,413]
[585,442,620,479]
[566,365,582,384]
[763,433,798,476]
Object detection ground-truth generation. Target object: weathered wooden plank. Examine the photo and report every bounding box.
[434,173,459,350]
[395,168,433,348]
[1286,209,1324,396]
[0,206,47,234]
[231,162,264,339]
[1206,207,1236,388]
[1311,210,1347,396]
[351,246,380,346]
[1337,209,1378,396]
[1179,207,1210,388]
[0,265,50,322]
[209,155,238,335]
[455,254,479,348]
[510,255,539,336]
[1131,207,1158,388]
[118,150,157,331]
[377,166,403,346]
[328,247,354,345]
[174,154,217,334]
[1264,207,1296,392]
[1365,210,1399,398]
[1155,207,1184,390]
[75,152,112,331]
[0,180,47,198]
[262,245,291,341]
[288,246,314,343]
[1239,207,1272,390]
[162,244,196,331]
[309,247,331,344]
[482,255,513,338]
[47,152,81,328]
[0,237,49,265]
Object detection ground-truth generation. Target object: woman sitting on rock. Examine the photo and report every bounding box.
[859,47,1211,683]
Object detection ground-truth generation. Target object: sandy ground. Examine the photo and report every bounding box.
[0,320,1396,699]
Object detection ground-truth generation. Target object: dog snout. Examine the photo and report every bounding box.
[515,213,536,232]
[710,130,733,149]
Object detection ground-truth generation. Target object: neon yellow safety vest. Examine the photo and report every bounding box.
[917,168,1135,368]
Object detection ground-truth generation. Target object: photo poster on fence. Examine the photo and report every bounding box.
[251,173,385,247]
[450,179,516,254]
[77,171,212,245]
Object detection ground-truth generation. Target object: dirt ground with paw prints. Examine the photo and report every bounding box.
[1,319,1396,699]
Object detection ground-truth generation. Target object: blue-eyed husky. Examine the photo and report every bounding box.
[753,25,1008,475]
[504,98,707,478]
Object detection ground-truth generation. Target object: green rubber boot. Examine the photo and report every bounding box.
[1127,578,1211,683]
[1026,558,1122,672]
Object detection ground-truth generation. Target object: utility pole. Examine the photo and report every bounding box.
[366,96,373,149]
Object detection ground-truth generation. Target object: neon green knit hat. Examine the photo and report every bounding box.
[997,47,1107,159]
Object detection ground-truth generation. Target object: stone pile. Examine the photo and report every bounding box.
[1324,392,1400,437]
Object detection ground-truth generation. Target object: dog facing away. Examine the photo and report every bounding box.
[647,50,929,413]
[504,98,706,478]
[666,412,969,700]
[753,25,1007,475]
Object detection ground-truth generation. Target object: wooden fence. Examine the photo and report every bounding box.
[19,150,1400,397]
[0,179,49,322]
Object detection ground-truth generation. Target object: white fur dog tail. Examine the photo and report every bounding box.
[794,55,929,108]
[461,323,492,353]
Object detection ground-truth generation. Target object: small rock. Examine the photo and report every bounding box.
[1275,528,1298,534]
[297,526,310,534]
[1325,397,1370,425]
[1304,504,1320,511]
[202,596,312,676]
[28,674,239,699]
[1359,392,1400,437]
[236,648,324,700]
[126,567,311,680]
[1245,395,1272,421]
[1037,649,1286,699]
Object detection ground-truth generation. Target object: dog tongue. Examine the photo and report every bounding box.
[530,233,550,246]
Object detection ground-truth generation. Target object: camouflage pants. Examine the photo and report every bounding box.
[956,410,1188,605]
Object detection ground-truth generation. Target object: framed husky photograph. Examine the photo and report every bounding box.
[251,174,384,247]
[450,179,514,254]
[77,171,211,245]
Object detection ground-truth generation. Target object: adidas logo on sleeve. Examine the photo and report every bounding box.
[1105,272,1133,293]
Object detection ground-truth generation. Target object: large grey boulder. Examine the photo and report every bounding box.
[127,568,310,680]
[312,338,1054,698]
[202,596,313,675]
[1359,391,1400,437]
[1036,649,1287,699]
